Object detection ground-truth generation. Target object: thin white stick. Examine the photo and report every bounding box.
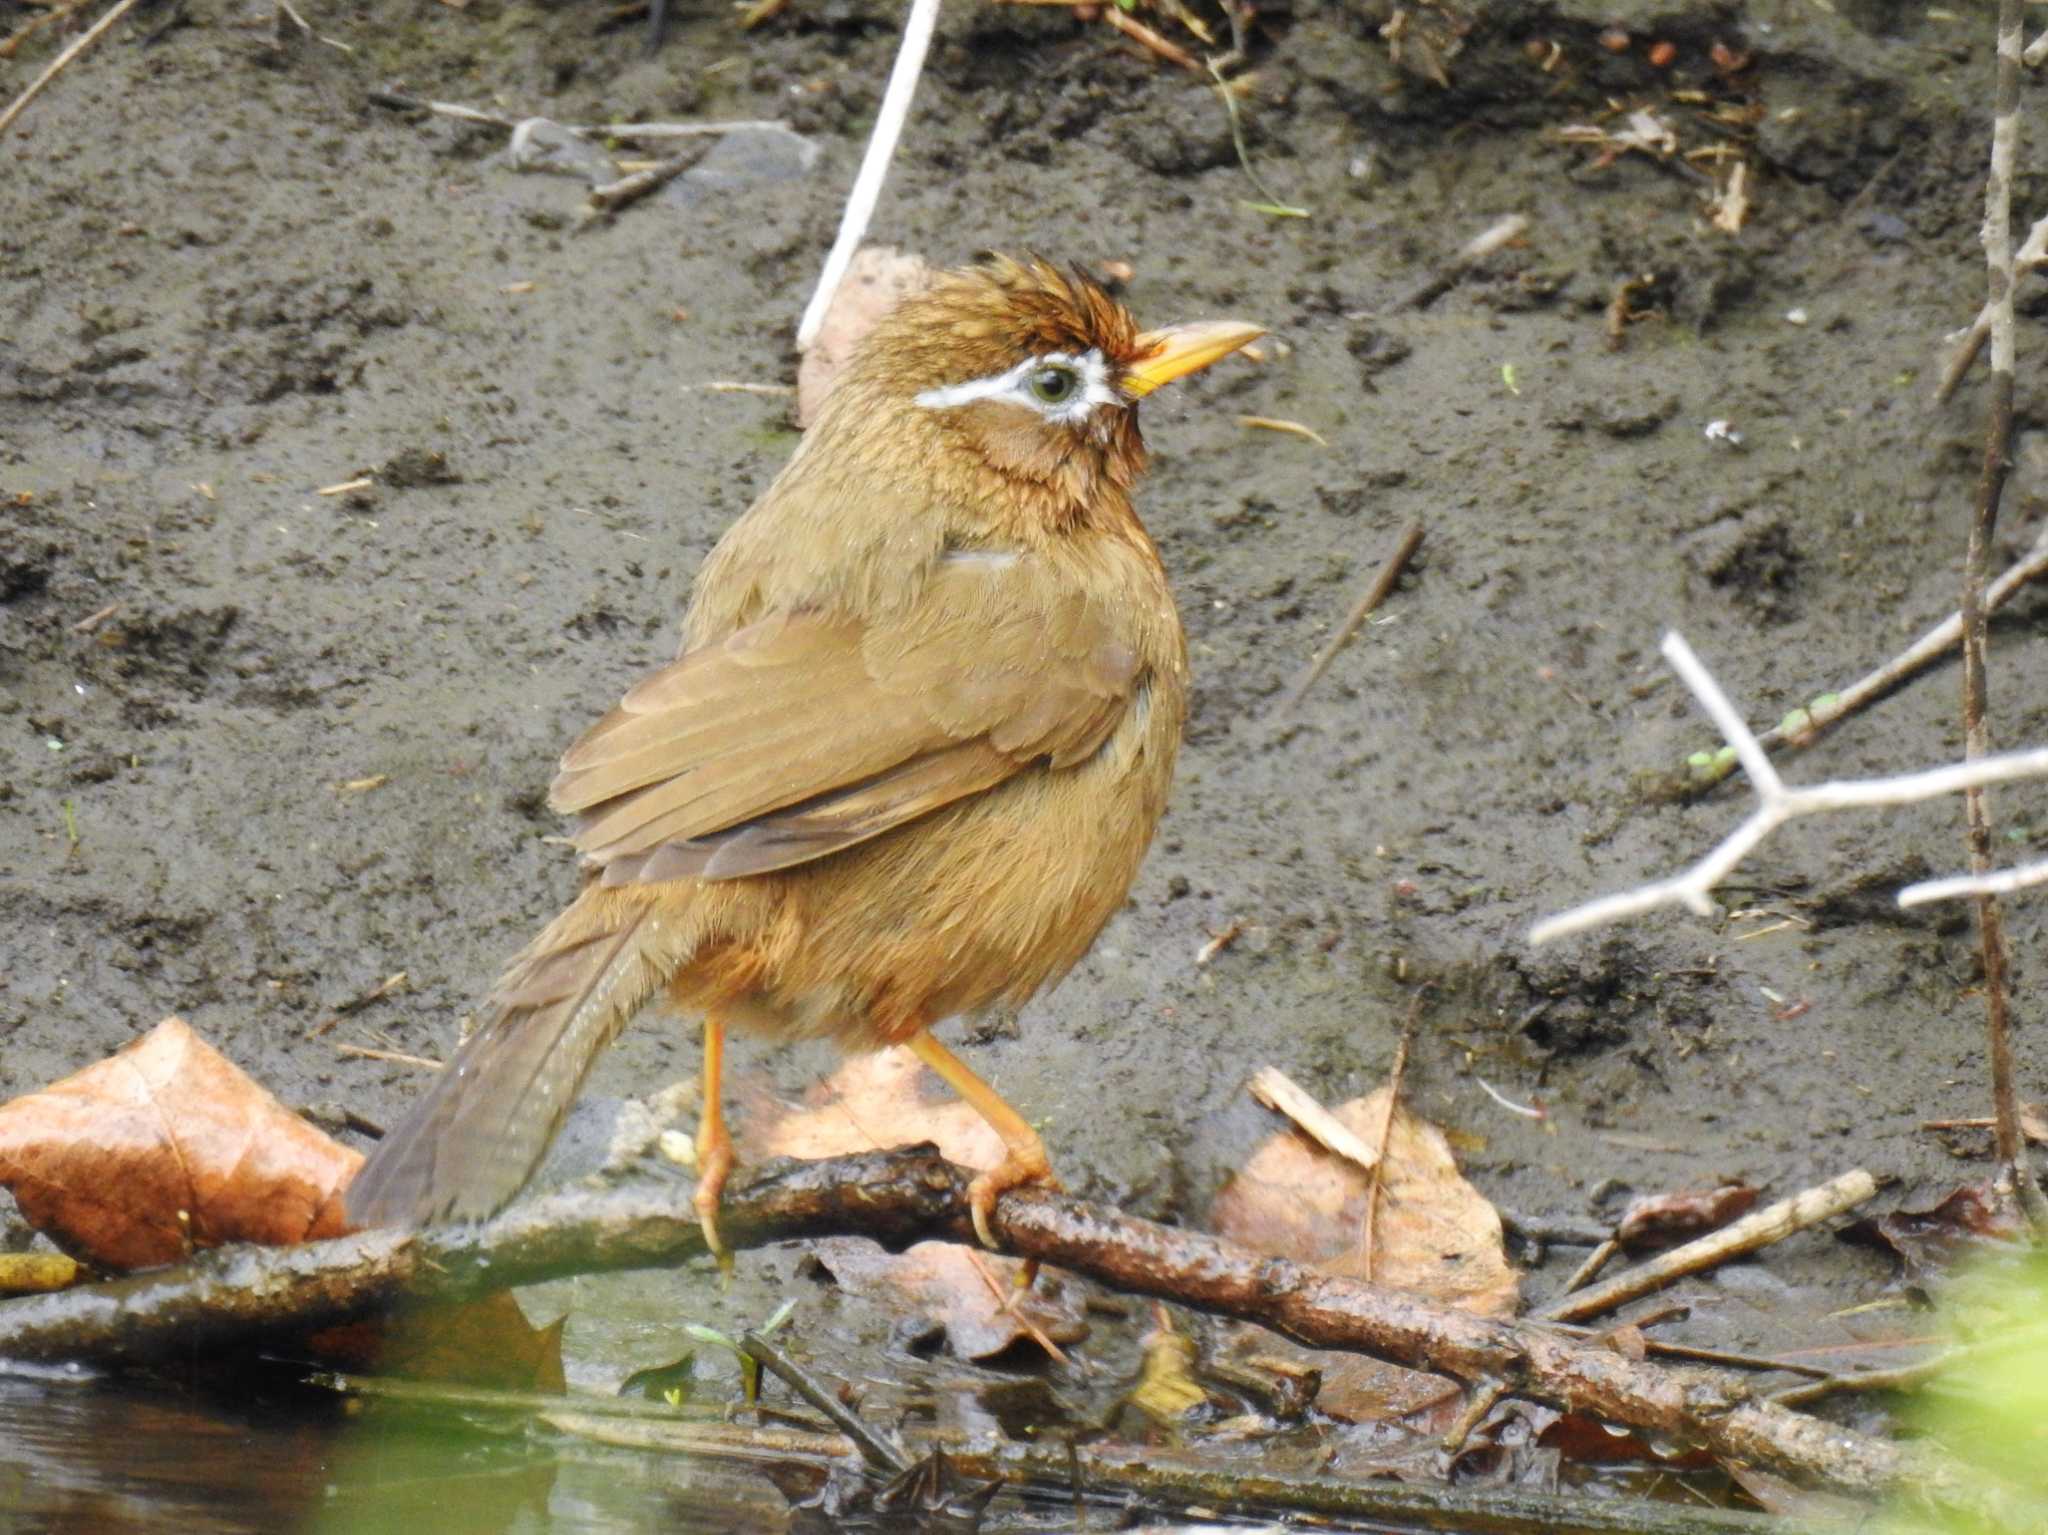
[1529,631,2048,945]
[794,0,940,350]
[1900,858,2048,907]
[2027,26,2048,67]
[0,0,142,140]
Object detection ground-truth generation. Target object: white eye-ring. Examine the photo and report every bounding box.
[916,349,1118,425]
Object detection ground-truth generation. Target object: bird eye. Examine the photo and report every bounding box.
[1027,365,1079,405]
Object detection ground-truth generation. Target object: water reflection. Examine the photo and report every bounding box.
[0,1368,785,1534]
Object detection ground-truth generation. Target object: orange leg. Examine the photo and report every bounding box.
[694,1013,735,1274]
[906,1028,1059,1249]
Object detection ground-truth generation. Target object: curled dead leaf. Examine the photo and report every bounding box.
[1615,1182,1758,1250]
[0,1017,360,1269]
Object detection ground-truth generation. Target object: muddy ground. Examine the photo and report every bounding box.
[3,0,2046,1522]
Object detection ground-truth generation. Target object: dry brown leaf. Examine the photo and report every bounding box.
[1212,1084,1517,1314]
[0,1017,359,1269]
[1210,1084,1517,1424]
[749,1047,1084,1360]
[1842,1180,2026,1286]
[749,1046,1002,1169]
[1615,1182,1758,1250]
[795,246,933,427]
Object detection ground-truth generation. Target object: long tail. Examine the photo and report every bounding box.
[345,889,682,1228]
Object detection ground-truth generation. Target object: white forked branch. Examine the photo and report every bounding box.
[1529,632,2048,945]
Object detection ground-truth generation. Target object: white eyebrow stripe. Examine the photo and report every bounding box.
[915,349,1118,424]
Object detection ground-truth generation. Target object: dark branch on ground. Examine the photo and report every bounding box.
[0,1147,2009,1519]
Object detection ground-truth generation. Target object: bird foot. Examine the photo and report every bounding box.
[966,1145,1061,1252]
[694,1124,735,1280]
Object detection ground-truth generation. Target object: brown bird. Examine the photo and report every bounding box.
[344,255,1262,1257]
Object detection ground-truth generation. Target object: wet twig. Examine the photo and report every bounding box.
[1932,215,2048,404]
[1559,1237,1619,1296]
[1956,0,2047,1231]
[1538,1170,1877,1325]
[1496,1210,1609,1246]
[0,1148,1978,1510]
[425,1385,1805,1534]
[739,1330,907,1474]
[0,0,143,140]
[1395,214,1531,311]
[1276,521,1424,714]
[1359,1005,1415,1281]
[586,154,693,215]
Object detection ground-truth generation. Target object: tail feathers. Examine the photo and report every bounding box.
[345,895,679,1228]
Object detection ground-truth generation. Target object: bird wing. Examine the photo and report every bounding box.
[549,553,1143,884]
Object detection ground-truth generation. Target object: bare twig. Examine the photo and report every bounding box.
[1530,631,2048,945]
[1681,520,2048,792]
[367,92,785,142]
[1538,1170,1877,1325]
[334,1042,443,1070]
[0,1149,1967,1508]
[1396,213,1531,311]
[1236,415,1327,446]
[1276,522,1425,713]
[794,0,939,350]
[1438,1377,1507,1458]
[0,0,142,140]
[1957,0,2045,1229]
[586,153,693,214]
[1,0,93,60]
[1900,856,2048,907]
[481,1388,1804,1534]
[1106,6,1198,69]
[1359,1010,1414,1281]
[1560,1237,1620,1296]
[1247,1066,1380,1171]
[739,1329,907,1474]
[1933,215,2048,403]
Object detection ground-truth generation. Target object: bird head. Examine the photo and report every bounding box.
[827,256,1264,535]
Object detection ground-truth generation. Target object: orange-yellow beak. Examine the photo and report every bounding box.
[1122,319,1266,398]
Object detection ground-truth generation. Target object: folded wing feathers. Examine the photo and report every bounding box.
[556,556,1144,885]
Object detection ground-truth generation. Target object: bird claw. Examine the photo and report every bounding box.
[965,1151,1061,1253]
[694,1123,735,1281]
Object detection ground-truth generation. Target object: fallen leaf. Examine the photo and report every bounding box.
[1615,1183,1758,1250]
[1124,1320,1209,1424]
[805,1237,1085,1362]
[1212,1084,1517,1313]
[0,1017,359,1269]
[1841,1181,2026,1286]
[795,246,933,427]
[749,1048,1084,1360]
[1210,1084,1518,1424]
